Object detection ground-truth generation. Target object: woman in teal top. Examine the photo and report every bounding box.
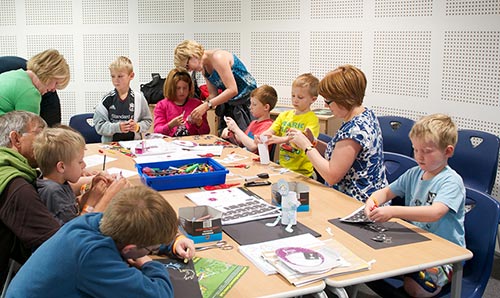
[0,49,70,116]
[174,40,257,132]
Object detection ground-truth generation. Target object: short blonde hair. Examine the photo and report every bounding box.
[33,127,85,175]
[27,49,70,89]
[100,186,178,247]
[109,56,134,74]
[409,113,458,150]
[164,68,194,101]
[319,64,366,110]
[251,85,278,110]
[174,40,204,70]
[292,73,319,97]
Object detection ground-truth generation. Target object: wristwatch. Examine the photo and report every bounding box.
[305,146,315,154]
[207,100,213,109]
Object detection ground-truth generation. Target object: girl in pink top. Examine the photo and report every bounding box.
[153,68,210,137]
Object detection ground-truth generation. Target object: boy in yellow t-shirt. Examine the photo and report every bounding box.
[259,73,320,177]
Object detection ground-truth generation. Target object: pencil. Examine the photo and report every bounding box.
[184,247,190,263]
[372,197,379,207]
[102,154,107,171]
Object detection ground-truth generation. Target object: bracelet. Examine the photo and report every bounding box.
[82,204,94,213]
[172,234,187,256]
[80,183,91,195]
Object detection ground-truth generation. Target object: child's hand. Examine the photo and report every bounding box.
[168,114,185,128]
[119,121,131,133]
[174,237,195,261]
[367,206,392,222]
[127,255,152,269]
[221,127,231,139]
[224,116,238,132]
[128,119,138,132]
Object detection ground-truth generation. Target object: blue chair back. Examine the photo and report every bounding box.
[367,187,500,298]
[383,152,418,206]
[448,129,500,194]
[378,116,415,157]
[69,113,101,144]
[460,188,500,297]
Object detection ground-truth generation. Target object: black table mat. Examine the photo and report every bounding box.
[223,218,321,246]
[328,218,430,249]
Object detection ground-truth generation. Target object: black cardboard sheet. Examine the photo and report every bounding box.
[155,258,202,298]
[223,218,321,246]
[328,218,430,249]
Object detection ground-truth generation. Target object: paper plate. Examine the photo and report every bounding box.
[172,140,198,148]
[275,247,324,267]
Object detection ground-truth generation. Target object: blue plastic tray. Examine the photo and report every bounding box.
[136,158,228,191]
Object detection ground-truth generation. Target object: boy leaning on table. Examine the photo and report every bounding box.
[6,186,195,298]
[365,113,465,298]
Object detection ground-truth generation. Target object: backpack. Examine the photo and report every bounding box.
[140,73,165,104]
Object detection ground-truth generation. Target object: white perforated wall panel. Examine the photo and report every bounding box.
[85,92,106,113]
[25,0,72,25]
[83,34,129,82]
[375,0,433,17]
[58,91,76,124]
[446,0,500,16]
[251,32,300,87]
[137,33,184,82]
[251,0,300,21]
[0,36,17,56]
[310,31,363,78]
[372,31,431,98]
[193,33,241,57]
[194,0,241,23]
[1,0,16,26]
[82,0,128,24]
[138,0,184,23]
[442,31,500,106]
[311,0,364,19]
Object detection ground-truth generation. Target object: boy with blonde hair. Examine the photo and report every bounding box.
[365,114,465,297]
[94,56,152,142]
[33,127,121,224]
[222,84,278,153]
[7,186,195,298]
[259,74,320,177]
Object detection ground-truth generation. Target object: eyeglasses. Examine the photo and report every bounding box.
[142,244,161,255]
[324,99,334,106]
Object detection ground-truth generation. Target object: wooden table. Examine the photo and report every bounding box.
[85,136,472,298]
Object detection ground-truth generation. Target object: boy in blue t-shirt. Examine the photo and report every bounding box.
[365,113,465,297]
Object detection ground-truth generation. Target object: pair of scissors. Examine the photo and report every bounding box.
[195,240,233,251]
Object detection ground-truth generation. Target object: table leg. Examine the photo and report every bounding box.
[326,286,349,298]
[450,261,463,298]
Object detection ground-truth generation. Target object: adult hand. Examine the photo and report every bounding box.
[174,237,195,261]
[190,103,208,123]
[288,128,312,150]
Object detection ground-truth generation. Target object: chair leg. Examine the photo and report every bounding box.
[496,225,500,257]
[1,259,19,298]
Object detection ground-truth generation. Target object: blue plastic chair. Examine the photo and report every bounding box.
[448,129,500,195]
[378,116,415,157]
[315,133,332,184]
[69,113,102,144]
[367,187,500,298]
[383,152,418,206]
